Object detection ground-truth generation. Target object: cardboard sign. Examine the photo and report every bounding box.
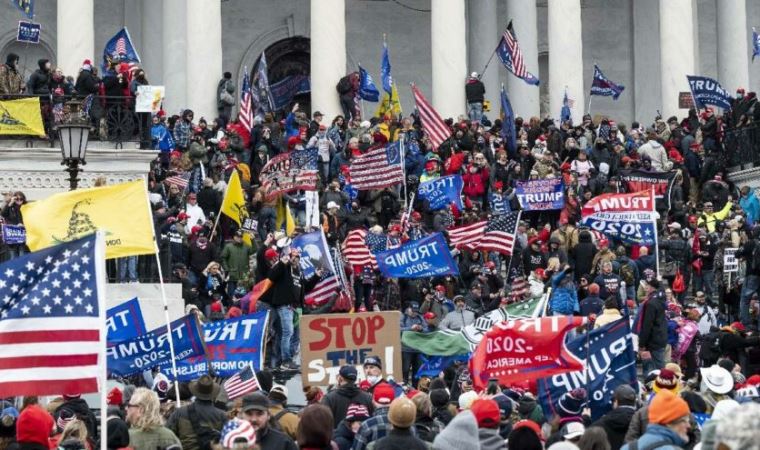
[16,21,40,44]
[678,92,695,109]
[724,248,739,273]
[300,311,402,385]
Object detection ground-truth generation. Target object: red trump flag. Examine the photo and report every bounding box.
[469,316,586,390]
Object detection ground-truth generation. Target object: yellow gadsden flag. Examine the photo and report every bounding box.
[0,97,45,136]
[375,84,402,118]
[21,180,155,259]
[220,170,253,245]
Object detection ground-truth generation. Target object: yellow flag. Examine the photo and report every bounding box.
[21,180,155,259]
[221,171,247,226]
[375,84,402,118]
[0,97,45,136]
[275,196,296,236]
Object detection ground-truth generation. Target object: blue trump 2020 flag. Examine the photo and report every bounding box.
[687,75,732,110]
[101,28,141,72]
[418,175,464,211]
[500,85,517,156]
[753,27,760,62]
[537,318,638,421]
[107,314,206,377]
[376,233,458,279]
[381,41,393,94]
[590,65,625,100]
[107,298,147,344]
[560,89,572,123]
[358,65,380,102]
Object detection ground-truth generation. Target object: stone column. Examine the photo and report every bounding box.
[717,0,750,93]
[468,0,498,112]
[57,0,94,77]
[186,0,223,120]
[431,0,467,119]
[548,0,584,124]
[659,0,695,119]
[140,0,163,85]
[506,0,540,119]
[310,0,346,120]
[162,0,187,115]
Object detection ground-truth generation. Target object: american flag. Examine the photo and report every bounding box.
[342,229,377,269]
[164,172,190,190]
[239,69,253,134]
[221,419,256,448]
[305,274,341,307]
[223,364,260,399]
[115,37,127,55]
[0,234,104,398]
[498,21,539,86]
[349,144,403,191]
[447,220,487,250]
[365,232,388,254]
[479,212,521,255]
[411,84,450,150]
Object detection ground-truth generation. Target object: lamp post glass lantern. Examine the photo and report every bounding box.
[58,124,90,190]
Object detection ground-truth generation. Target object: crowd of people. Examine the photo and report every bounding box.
[2,48,760,450]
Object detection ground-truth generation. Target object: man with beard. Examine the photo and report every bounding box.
[0,53,24,95]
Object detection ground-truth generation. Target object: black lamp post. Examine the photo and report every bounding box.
[57,123,90,190]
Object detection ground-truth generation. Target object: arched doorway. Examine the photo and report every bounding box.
[253,36,311,115]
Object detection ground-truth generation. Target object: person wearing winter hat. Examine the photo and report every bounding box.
[491,394,514,439]
[652,368,680,394]
[334,404,371,450]
[516,392,545,425]
[699,398,739,450]
[470,399,503,450]
[14,404,54,450]
[557,388,587,419]
[370,397,427,450]
[458,391,479,411]
[363,356,385,392]
[55,392,98,443]
[621,390,690,450]
[353,383,397,450]
[714,402,760,450]
[433,410,481,450]
[106,416,131,450]
[429,389,453,426]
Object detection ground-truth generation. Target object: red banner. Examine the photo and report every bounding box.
[469,317,586,390]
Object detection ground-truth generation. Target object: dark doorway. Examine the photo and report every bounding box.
[253,36,311,115]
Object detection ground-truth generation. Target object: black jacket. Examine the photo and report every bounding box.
[334,421,357,450]
[256,426,298,450]
[592,405,635,450]
[373,429,428,450]
[638,290,668,351]
[55,398,98,439]
[321,382,374,424]
[267,261,319,307]
[660,236,691,270]
[465,79,485,103]
[75,70,100,96]
[570,231,597,280]
[27,59,50,96]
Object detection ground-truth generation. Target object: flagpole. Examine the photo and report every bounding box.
[143,179,182,403]
[400,134,407,208]
[210,180,230,241]
[652,186,660,279]
[95,231,108,450]
[587,95,593,115]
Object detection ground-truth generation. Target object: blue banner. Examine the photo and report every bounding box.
[515,178,565,211]
[418,175,464,211]
[381,42,393,94]
[561,89,572,123]
[687,75,732,110]
[754,27,760,62]
[107,315,205,377]
[165,312,269,381]
[101,27,141,72]
[590,65,625,100]
[16,21,39,44]
[291,230,335,279]
[416,354,469,378]
[376,233,459,279]
[2,224,25,244]
[270,75,310,111]
[358,65,380,102]
[537,319,638,421]
[489,192,510,214]
[106,298,147,344]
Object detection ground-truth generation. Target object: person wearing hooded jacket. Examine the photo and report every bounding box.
[637,128,672,171]
[26,59,51,97]
[322,366,374,424]
[569,230,597,282]
[0,53,24,95]
[592,385,637,450]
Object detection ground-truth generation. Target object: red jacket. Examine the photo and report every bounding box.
[462,166,488,198]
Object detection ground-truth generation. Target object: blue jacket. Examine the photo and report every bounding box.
[740,192,760,225]
[550,269,579,315]
[620,424,686,450]
[400,313,427,352]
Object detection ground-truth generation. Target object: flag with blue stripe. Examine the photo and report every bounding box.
[754,28,760,62]
[500,85,517,156]
[101,28,141,72]
[561,89,572,122]
[381,42,393,94]
[590,65,625,100]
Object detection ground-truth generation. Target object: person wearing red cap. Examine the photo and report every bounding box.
[352,383,397,450]
[470,399,503,450]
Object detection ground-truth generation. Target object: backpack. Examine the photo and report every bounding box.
[187,404,222,450]
[619,260,635,286]
[699,330,726,365]
[336,76,352,95]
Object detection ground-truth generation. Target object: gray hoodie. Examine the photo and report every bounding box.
[478,428,505,450]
